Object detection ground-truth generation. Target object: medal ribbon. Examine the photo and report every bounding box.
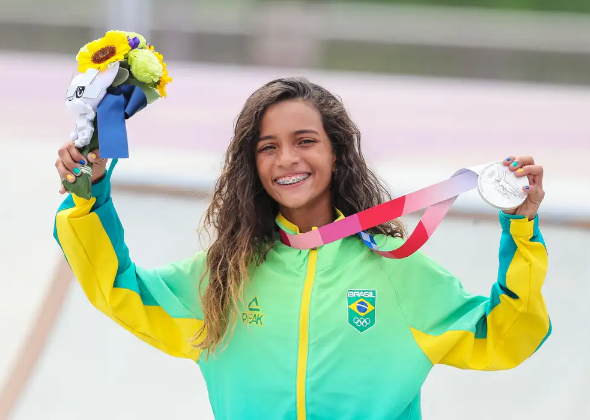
[279,167,483,259]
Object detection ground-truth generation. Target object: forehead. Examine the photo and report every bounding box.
[260,100,322,132]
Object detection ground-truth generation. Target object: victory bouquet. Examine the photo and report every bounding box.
[63,30,172,199]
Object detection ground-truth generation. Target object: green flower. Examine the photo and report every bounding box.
[125,32,147,49]
[128,49,163,84]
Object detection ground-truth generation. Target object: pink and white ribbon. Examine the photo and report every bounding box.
[279,165,489,259]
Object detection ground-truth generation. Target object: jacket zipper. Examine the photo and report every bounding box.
[296,247,319,420]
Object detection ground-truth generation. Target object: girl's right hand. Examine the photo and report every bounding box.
[55,141,108,194]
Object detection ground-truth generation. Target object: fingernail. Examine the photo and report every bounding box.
[505,157,511,161]
[73,167,81,175]
[525,186,530,190]
[79,159,86,165]
[517,168,524,173]
[512,161,518,167]
[66,174,74,182]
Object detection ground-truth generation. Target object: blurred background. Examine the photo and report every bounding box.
[1,0,589,419]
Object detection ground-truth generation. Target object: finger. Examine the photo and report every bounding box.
[502,156,516,167]
[515,165,543,189]
[508,156,535,171]
[87,149,100,162]
[522,184,545,203]
[55,158,76,184]
[58,144,84,177]
[88,149,107,165]
[66,142,88,166]
[59,184,66,194]
[515,164,543,179]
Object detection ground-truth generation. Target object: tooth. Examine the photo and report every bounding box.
[276,174,309,185]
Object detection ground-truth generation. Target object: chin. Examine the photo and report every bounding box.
[273,193,314,212]
[266,175,330,213]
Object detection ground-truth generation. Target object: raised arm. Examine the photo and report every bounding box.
[54,160,207,361]
[389,212,550,371]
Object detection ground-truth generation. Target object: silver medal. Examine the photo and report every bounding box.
[477,162,529,210]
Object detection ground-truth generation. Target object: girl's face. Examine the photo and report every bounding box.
[255,99,336,214]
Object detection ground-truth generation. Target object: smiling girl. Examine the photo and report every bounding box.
[53,78,550,420]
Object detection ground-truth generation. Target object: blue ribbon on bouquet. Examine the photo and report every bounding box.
[96,84,148,158]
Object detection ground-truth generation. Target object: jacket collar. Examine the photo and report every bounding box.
[275,208,345,236]
[272,209,355,272]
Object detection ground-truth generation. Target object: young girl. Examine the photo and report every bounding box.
[53,78,550,420]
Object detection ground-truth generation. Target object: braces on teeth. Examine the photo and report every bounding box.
[276,174,309,185]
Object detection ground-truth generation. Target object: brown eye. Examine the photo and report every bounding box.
[299,139,316,145]
[258,145,275,152]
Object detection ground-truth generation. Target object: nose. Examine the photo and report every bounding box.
[277,144,300,167]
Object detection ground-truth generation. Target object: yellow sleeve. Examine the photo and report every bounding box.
[54,175,207,361]
[390,212,550,371]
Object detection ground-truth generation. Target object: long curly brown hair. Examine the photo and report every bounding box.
[193,77,405,357]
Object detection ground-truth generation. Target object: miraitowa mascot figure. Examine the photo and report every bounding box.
[64,30,172,199]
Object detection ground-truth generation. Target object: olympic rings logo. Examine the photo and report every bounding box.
[353,317,371,327]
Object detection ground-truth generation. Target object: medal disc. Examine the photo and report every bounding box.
[477,162,529,210]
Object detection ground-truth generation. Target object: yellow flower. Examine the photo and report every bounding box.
[153,51,164,65]
[157,68,172,98]
[107,29,127,38]
[152,50,172,97]
[77,31,131,73]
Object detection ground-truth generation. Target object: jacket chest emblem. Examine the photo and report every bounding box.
[347,289,376,333]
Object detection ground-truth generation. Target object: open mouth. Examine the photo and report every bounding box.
[274,173,311,186]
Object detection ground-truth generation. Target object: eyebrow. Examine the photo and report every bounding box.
[258,129,319,142]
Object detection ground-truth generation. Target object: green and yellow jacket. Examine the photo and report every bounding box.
[53,165,551,420]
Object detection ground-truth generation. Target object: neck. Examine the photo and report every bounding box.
[280,195,334,233]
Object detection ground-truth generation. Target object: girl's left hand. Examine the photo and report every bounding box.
[502,156,545,220]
